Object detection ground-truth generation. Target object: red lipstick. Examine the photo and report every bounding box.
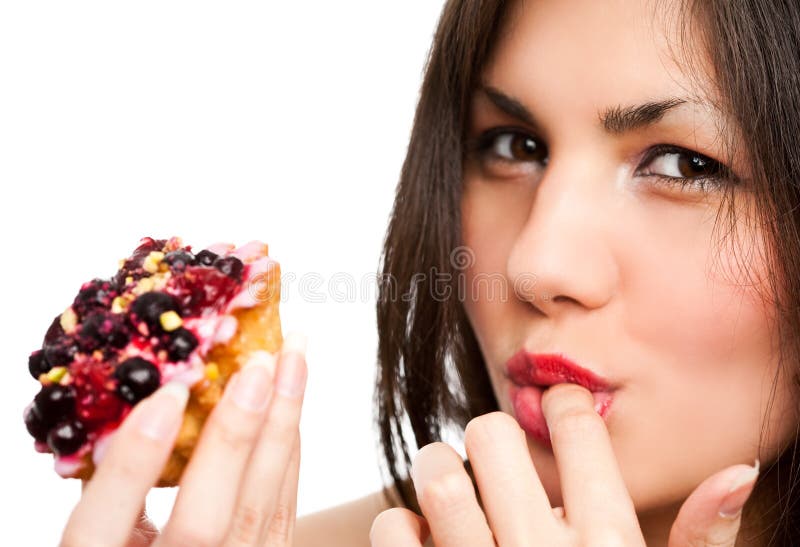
[505,350,617,447]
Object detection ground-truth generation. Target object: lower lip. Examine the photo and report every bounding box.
[509,384,614,448]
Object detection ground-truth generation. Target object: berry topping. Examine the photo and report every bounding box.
[115,238,168,285]
[159,310,183,332]
[163,250,195,271]
[47,420,87,456]
[168,266,239,316]
[73,278,118,318]
[71,359,124,427]
[166,328,199,362]
[43,340,78,368]
[130,292,179,334]
[43,315,65,344]
[33,384,77,425]
[24,405,50,443]
[26,236,269,477]
[78,311,130,352]
[214,256,244,281]
[113,357,161,404]
[28,350,52,379]
[195,250,218,266]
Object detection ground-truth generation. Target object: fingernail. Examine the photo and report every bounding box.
[276,333,307,398]
[133,382,189,440]
[230,351,277,412]
[719,458,760,519]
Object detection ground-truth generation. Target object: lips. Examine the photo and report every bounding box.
[505,350,617,447]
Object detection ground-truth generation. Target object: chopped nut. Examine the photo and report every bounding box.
[159,310,183,331]
[59,308,78,334]
[133,277,155,295]
[46,366,67,383]
[143,251,165,274]
[111,296,129,313]
[205,362,220,381]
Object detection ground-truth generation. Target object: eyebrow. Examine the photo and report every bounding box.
[478,84,689,135]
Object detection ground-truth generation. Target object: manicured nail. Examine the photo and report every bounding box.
[719,458,760,519]
[276,332,307,398]
[133,382,189,440]
[230,351,277,412]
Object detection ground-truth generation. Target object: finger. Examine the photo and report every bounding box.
[61,382,189,547]
[260,433,301,546]
[540,383,643,541]
[668,459,760,547]
[464,412,563,543]
[125,508,160,547]
[370,508,429,547]
[411,442,494,547]
[157,352,277,546]
[82,473,158,544]
[224,332,308,546]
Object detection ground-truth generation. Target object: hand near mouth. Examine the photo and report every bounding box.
[369,383,760,547]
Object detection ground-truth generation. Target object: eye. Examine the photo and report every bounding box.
[466,128,548,178]
[489,131,547,163]
[635,145,734,193]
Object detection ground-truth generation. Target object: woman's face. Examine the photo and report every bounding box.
[460,0,794,533]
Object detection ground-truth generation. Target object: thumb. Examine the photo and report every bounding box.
[668,459,760,547]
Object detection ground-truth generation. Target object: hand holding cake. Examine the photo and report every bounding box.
[24,236,287,486]
[25,236,309,545]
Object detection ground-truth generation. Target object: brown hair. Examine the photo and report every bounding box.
[374,1,800,544]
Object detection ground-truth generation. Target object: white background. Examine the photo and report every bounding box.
[0,2,447,543]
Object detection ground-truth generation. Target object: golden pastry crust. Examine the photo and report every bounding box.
[160,261,283,487]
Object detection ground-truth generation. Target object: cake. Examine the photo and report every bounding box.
[23,236,282,486]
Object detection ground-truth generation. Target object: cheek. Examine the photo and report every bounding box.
[622,209,775,389]
[460,177,531,350]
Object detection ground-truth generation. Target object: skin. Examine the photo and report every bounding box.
[59,335,308,547]
[430,0,794,544]
[370,0,799,545]
[56,1,799,545]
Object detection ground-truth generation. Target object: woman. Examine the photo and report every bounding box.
[58,0,800,546]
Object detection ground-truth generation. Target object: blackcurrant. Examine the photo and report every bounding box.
[33,384,77,425]
[79,311,130,351]
[114,357,161,404]
[214,256,244,281]
[28,350,52,379]
[24,405,49,443]
[163,250,196,271]
[43,340,78,367]
[195,250,218,266]
[166,328,198,362]
[47,420,87,456]
[73,278,116,317]
[130,291,179,332]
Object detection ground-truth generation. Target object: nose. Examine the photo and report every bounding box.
[507,159,618,317]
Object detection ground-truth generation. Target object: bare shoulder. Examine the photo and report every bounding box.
[293,485,404,547]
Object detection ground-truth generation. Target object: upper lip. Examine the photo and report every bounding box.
[506,349,617,392]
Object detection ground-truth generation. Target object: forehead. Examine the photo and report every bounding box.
[483,0,715,128]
